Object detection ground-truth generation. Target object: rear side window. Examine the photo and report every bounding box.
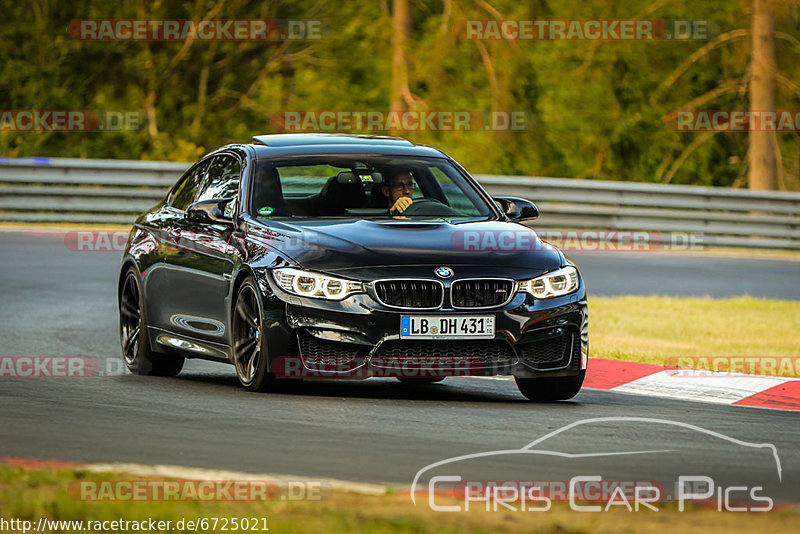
[170,161,209,211]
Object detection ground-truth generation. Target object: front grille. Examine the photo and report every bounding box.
[297,331,362,367]
[516,329,578,370]
[372,339,515,367]
[451,279,514,308]
[374,280,442,309]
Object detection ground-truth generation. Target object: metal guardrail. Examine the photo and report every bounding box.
[1,157,798,249]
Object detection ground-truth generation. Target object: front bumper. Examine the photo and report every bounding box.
[255,270,588,380]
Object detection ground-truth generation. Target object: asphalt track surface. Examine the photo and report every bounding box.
[1,231,798,502]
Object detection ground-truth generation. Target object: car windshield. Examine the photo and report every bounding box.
[250,156,494,220]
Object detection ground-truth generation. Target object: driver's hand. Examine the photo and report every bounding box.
[390,196,413,214]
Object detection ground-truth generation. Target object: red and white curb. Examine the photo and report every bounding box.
[583,358,800,411]
[476,358,800,410]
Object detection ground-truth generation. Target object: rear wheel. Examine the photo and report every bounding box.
[515,371,585,402]
[119,268,184,376]
[232,278,272,391]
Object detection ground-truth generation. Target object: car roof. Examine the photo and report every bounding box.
[248,133,448,159]
[253,133,414,147]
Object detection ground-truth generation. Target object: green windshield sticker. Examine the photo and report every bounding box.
[258,206,274,216]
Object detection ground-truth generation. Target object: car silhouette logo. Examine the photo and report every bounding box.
[435,266,453,278]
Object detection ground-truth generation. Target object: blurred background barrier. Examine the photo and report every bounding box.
[1,157,798,250]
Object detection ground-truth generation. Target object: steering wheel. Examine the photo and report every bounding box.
[400,197,459,216]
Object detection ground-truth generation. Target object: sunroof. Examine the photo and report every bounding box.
[253,133,413,147]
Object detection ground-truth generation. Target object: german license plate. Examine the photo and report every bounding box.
[400,315,495,339]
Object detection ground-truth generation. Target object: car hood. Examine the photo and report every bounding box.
[247,217,563,277]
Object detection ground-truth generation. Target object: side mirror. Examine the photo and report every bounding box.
[493,197,539,222]
[186,198,234,225]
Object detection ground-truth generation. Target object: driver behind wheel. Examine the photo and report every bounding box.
[382,169,416,214]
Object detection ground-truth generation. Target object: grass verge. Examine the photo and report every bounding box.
[590,296,800,376]
[0,466,797,534]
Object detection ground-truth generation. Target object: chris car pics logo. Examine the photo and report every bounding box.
[411,417,781,513]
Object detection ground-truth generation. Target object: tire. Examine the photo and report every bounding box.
[397,377,445,384]
[515,371,585,402]
[119,267,184,377]
[231,277,272,391]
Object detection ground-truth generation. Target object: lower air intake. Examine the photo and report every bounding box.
[516,329,579,370]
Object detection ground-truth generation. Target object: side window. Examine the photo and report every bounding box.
[429,166,481,214]
[196,155,241,205]
[277,164,342,195]
[170,161,209,211]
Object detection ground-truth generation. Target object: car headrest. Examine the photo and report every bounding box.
[321,175,367,210]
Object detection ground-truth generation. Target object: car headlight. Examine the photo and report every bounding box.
[518,266,579,299]
[272,267,364,300]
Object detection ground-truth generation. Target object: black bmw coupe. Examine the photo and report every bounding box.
[118,134,588,401]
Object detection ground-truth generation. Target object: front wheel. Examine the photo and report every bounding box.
[515,371,585,402]
[232,278,272,391]
[119,268,184,376]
